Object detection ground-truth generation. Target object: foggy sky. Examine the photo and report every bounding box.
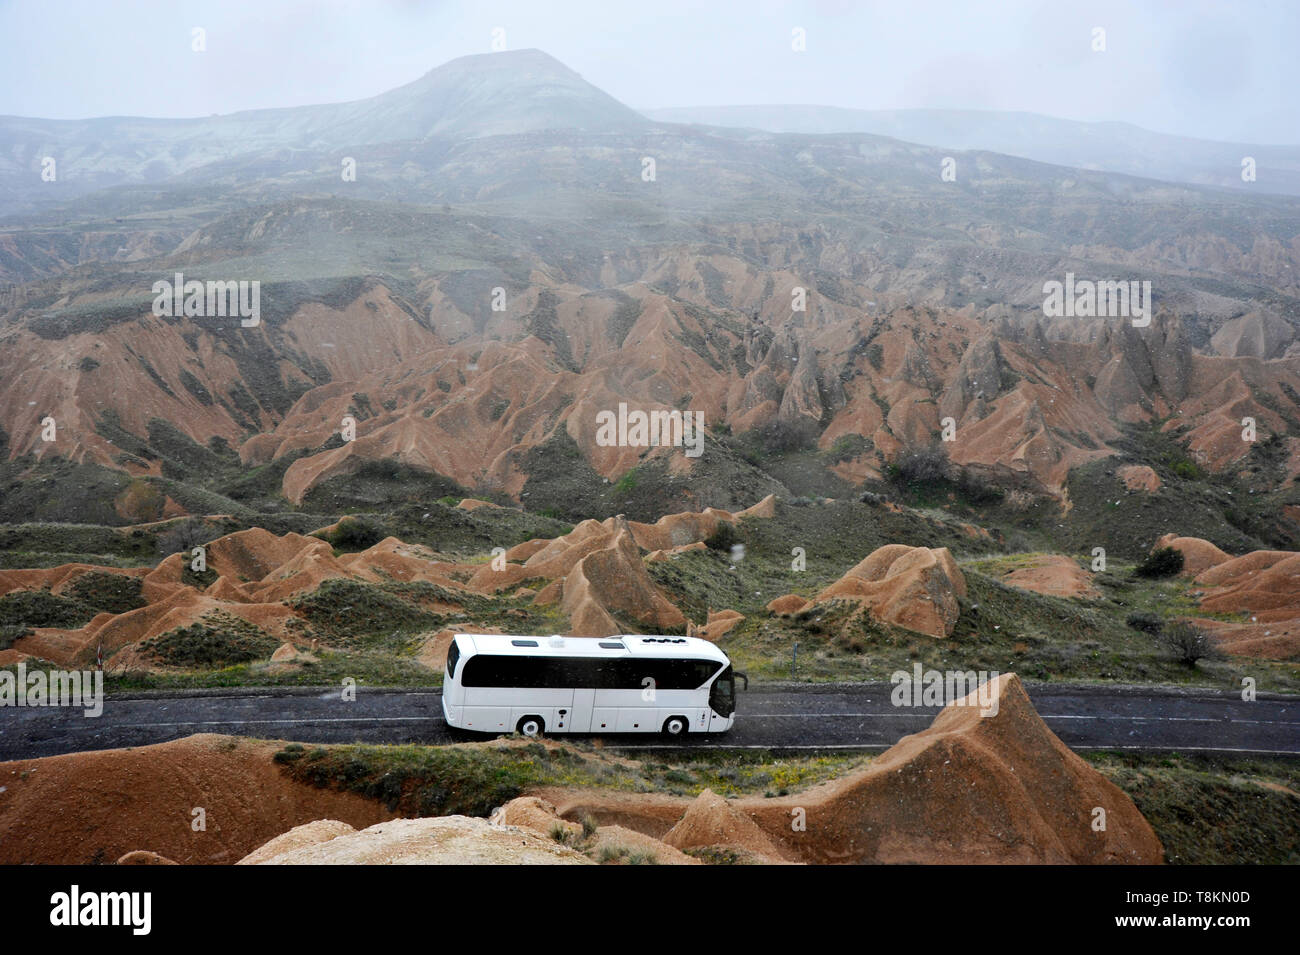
[0,0,1295,145]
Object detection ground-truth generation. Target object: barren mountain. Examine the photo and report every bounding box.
[0,50,647,216]
[2,48,1300,554]
[643,105,1300,197]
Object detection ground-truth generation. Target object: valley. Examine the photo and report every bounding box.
[1,44,1297,871]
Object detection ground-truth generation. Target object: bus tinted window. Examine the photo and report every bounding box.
[446,638,460,679]
[460,655,723,689]
[709,665,735,717]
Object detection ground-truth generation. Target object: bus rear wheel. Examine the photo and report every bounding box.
[662,716,688,738]
[516,716,545,738]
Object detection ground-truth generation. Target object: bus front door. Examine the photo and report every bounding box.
[569,687,595,733]
[708,667,737,731]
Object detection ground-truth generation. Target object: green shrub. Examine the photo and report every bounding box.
[115,478,166,523]
[157,517,212,556]
[758,419,817,455]
[1126,611,1164,634]
[0,589,96,629]
[1134,546,1184,579]
[825,433,869,464]
[64,572,146,614]
[612,469,639,497]
[143,613,279,668]
[274,743,534,817]
[956,469,1005,505]
[326,516,387,551]
[1,624,30,650]
[891,443,951,486]
[866,342,884,371]
[288,578,440,642]
[704,522,741,553]
[1155,620,1223,667]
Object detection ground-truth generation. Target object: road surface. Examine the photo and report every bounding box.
[1,682,1296,761]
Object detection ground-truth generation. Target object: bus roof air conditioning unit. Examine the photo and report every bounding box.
[548,635,565,648]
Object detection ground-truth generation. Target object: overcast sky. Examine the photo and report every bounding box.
[1,0,1295,144]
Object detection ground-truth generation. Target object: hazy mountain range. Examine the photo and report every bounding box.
[643,105,1300,197]
[0,50,648,216]
[1,49,1299,561]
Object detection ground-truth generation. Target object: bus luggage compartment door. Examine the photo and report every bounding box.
[568,688,595,733]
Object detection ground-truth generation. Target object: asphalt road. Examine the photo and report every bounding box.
[2,683,1296,761]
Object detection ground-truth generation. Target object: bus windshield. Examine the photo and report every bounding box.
[709,665,735,717]
[446,638,460,680]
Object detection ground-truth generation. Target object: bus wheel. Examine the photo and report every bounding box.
[517,716,545,738]
[662,716,688,737]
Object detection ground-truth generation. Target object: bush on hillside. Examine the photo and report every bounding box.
[157,517,212,556]
[1134,546,1184,579]
[704,522,741,553]
[1125,611,1164,635]
[327,516,387,551]
[1155,620,1223,668]
[891,443,951,486]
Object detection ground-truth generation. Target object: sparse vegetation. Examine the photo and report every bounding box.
[756,418,818,455]
[317,515,386,552]
[1154,619,1224,668]
[273,738,865,820]
[890,443,951,486]
[269,739,1299,866]
[1126,611,1164,634]
[825,433,870,464]
[1135,546,1184,579]
[0,589,98,630]
[1088,752,1300,865]
[64,571,145,614]
[114,478,166,523]
[703,521,741,553]
[612,468,639,497]
[156,517,212,556]
[288,578,444,645]
[142,612,280,668]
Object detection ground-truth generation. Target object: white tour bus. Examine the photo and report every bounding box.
[442,633,738,737]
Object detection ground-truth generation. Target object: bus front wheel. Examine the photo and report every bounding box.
[662,716,688,738]
[517,716,545,738]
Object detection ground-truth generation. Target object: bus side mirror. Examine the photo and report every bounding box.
[735,671,748,691]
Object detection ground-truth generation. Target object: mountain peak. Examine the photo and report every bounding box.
[0,48,648,212]
[369,48,647,141]
[420,48,578,75]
